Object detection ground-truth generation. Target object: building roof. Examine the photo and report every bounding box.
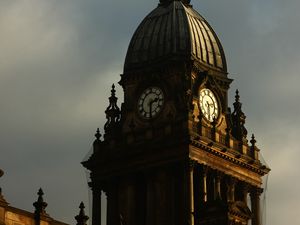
[124,0,227,73]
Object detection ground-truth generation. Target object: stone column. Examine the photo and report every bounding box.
[242,184,249,205]
[250,188,262,225]
[202,166,208,202]
[146,177,154,225]
[92,188,102,225]
[106,184,118,225]
[227,178,236,202]
[215,172,222,200]
[189,160,196,225]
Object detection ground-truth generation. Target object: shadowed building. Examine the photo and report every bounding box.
[82,1,270,225]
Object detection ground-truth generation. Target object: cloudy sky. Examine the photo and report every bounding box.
[0,0,299,224]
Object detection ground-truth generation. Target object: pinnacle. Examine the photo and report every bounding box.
[111,84,116,97]
[95,128,101,140]
[75,202,89,225]
[235,89,240,102]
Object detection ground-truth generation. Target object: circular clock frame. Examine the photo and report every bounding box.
[199,88,219,122]
[138,86,164,119]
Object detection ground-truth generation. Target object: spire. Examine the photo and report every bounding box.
[33,188,48,215]
[231,90,248,142]
[235,89,240,102]
[93,128,102,154]
[75,202,89,225]
[104,84,121,139]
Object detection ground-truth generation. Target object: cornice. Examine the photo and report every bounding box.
[190,139,269,176]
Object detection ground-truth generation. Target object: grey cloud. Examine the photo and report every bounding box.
[1,0,299,224]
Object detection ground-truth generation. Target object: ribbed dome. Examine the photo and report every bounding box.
[124,1,227,73]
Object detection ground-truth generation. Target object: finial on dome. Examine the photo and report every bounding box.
[159,0,191,5]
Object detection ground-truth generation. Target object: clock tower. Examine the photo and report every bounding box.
[82,1,270,225]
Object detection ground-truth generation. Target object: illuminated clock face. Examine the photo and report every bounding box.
[138,87,164,119]
[199,88,219,122]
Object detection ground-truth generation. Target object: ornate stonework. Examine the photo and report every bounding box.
[82,1,270,225]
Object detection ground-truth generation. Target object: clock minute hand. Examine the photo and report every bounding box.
[149,97,159,118]
[206,101,213,121]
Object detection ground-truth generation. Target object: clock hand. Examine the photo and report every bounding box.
[149,97,159,118]
[152,97,159,104]
[206,101,212,120]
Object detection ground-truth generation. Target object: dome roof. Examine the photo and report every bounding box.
[124,1,227,73]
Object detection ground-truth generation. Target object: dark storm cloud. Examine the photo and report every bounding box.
[0,0,299,224]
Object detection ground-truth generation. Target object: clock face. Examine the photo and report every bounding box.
[138,87,164,119]
[199,88,219,122]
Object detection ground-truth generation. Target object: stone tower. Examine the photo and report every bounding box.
[82,1,270,225]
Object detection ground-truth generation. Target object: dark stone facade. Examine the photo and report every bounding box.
[82,1,270,225]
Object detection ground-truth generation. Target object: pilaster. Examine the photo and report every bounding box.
[250,187,262,225]
[91,187,102,225]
